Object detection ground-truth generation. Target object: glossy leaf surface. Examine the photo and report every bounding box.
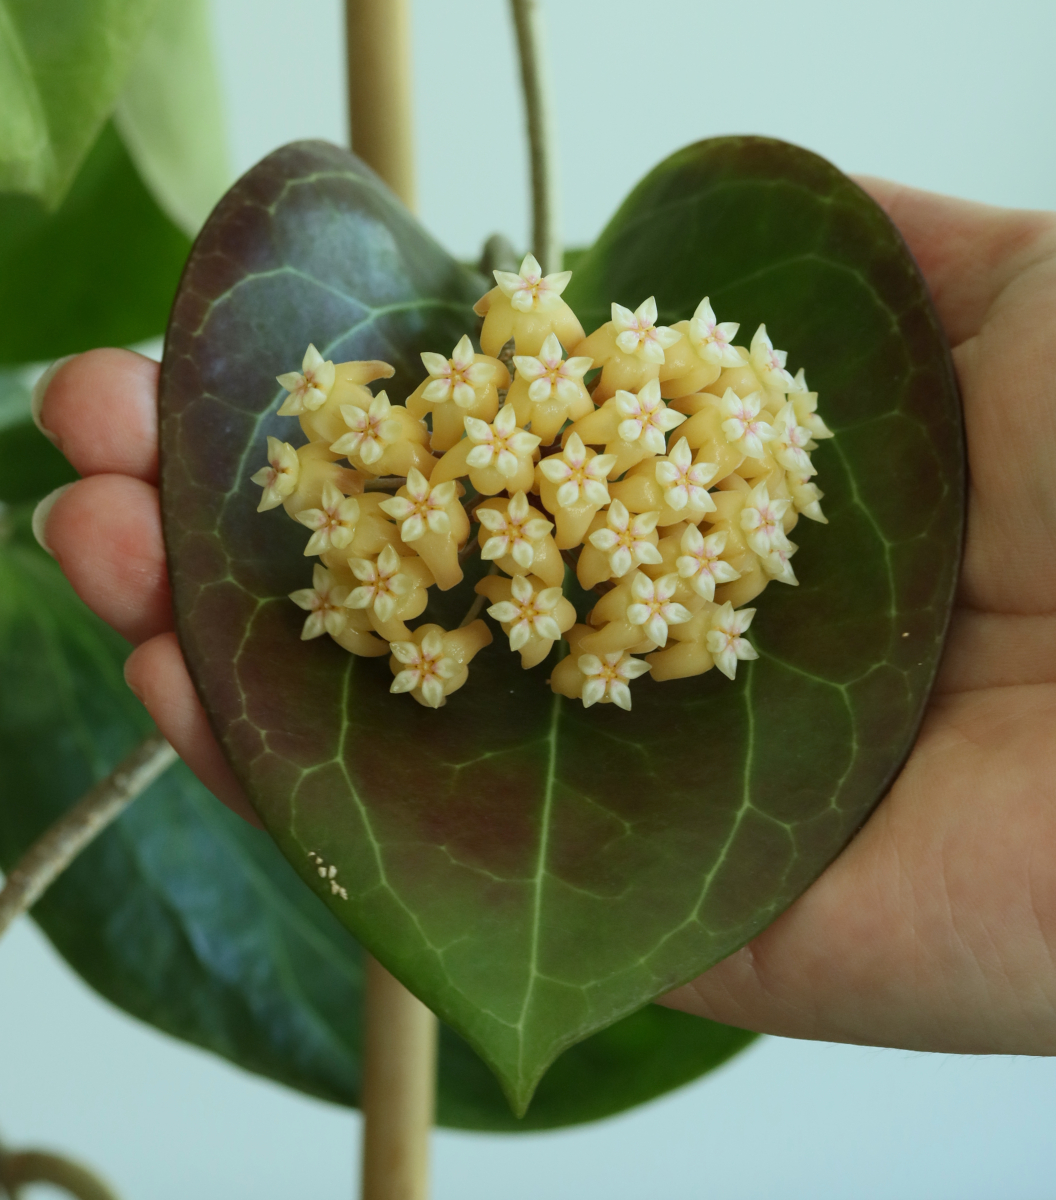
[0,509,753,1130]
[161,138,963,1112]
[0,122,191,363]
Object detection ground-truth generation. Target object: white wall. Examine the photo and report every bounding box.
[4,2,1056,1196]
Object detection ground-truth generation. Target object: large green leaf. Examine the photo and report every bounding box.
[159,138,963,1113]
[0,0,159,205]
[113,0,230,237]
[0,507,752,1129]
[0,121,191,364]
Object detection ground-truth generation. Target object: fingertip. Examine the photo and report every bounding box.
[31,482,78,557]
[125,633,263,829]
[37,348,161,482]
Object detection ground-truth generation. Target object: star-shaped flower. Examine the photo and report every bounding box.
[345,544,414,621]
[787,473,827,524]
[378,468,457,542]
[477,491,553,569]
[625,572,693,647]
[740,482,791,557]
[761,540,798,586]
[294,481,361,555]
[750,325,796,395]
[464,404,541,477]
[276,344,336,415]
[420,335,494,407]
[687,297,742,367]
[289,564,350,639]
[486,575,565,651]
[577,652,652,711]
[493,253,572,312]
[512,333,593,404]
[705,602,758,680]
[719,388,775,459]
[676,526,741,601]
[789,369,834,440]
[251,437,300,511]
[654,437,718,512]
[771,401,816,476]
[389,629,461,708]
[614,378,686,454]
[330,391,402,465]
[538,434,616,509]
[588,501,663,578]
[611,297,681,363]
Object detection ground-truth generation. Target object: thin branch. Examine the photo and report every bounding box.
[0,733,176,942]
[364,476,405,492]
[509,0,561,274]
[458,563,499,628]
[0,1148,120,1200]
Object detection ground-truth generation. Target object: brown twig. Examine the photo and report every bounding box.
[364,476,405,492]
[0,1147,121,1200]
[0,733,176,943]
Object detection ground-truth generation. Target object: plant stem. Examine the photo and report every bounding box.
[364,476,406,492]
[345,0,416,209]
[360,957,437,1200]
[0,733,176,942]
[0,1148,121,1200]
[509,0,561,274]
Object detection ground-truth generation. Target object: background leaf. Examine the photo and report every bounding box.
[113,0,231,237]
[160,138,963,1113]
[0,496,753,1131]
[0,0,159,204]
[0,121,191,364]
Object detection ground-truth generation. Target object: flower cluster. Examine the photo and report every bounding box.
[253,256,832,711]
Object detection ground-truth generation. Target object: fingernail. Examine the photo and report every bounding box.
[31,354,77,446]
[123,660,145,702]
[31,483,76,557]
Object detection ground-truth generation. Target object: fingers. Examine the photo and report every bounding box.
[854,175,1056,345]
[34,348,160,483]
[125,633,261,828]
[41,474,172,646]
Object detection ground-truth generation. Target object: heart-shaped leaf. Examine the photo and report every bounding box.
[0,509,754,1130]
[160,138,963,1113]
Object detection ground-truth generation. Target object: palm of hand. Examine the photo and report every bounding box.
[37,179,1056,1054]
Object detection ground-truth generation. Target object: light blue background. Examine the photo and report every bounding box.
[4,1,1056,1196]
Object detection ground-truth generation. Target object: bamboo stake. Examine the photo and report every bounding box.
[359,957,438,1200]
[345,0,416,208]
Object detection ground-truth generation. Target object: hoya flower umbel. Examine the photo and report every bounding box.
[251,437,300,511]
[258,262,835,712]
[289,565,351,639]
[706,602,759,680]
[276,344,336,415]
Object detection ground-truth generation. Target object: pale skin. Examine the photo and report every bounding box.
[34,180,1056,1055]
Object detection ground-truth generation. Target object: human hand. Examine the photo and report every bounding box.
[33,179,1056,1053]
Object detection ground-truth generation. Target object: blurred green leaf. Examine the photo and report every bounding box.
[159,138,962,1114]
[0,121,190,364]
[114,0,230,237]
[0,370,77,502]
[0,0,159,205]
[0,513,754,1131]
